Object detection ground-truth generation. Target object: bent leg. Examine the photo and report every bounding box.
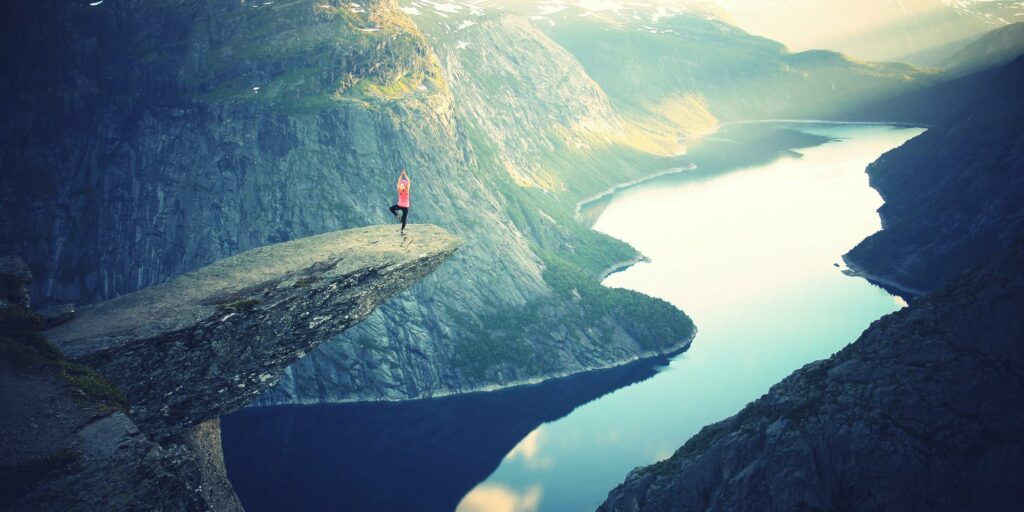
[389,204,400,217]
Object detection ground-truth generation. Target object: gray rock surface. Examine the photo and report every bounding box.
[36,303,76,329]
[46,224,460,439]
[182,419,244,512]
[599,240,1024,512]
[2,257,222,510]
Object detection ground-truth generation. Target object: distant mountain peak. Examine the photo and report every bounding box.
[944,0,1024,25]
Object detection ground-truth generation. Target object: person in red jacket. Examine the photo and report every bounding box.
[388,169,411,234]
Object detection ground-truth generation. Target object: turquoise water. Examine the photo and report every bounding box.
[455,123,925,511]
[222,123,926,512]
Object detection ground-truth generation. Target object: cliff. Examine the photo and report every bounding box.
[1,0,695,408]
[844,55,1024,296]
[1,225,459,510]
[46,224,461,439]
[599,238,1024,512]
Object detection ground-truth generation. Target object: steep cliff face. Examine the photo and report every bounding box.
[1,227,458,510]
[256,1,697,406]
[844,55,1024,295]
[1,0,695,407]
[0,0,531,305]
[599,239,1024,512]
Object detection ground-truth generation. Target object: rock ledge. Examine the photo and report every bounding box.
[46,224,461,439]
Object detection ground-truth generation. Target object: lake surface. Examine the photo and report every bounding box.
[222,123,925,512]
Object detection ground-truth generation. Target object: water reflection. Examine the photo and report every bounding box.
[222,357,671,512]
[457,484,542,512]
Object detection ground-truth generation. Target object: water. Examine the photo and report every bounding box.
[222,123,925,512]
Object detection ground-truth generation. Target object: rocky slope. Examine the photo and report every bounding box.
[844,55,1024,296]
[599,237,1024,512]
[1,226,458,510]
[47,225,461,439]
[0,0,694,406]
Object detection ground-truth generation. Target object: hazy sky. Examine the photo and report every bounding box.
[704,0,1018,60]
[494,0,1021,62]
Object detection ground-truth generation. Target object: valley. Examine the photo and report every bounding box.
[2,0,1022,510]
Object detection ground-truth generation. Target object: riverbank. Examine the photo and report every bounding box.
[244,332,695,407]
[840,256,927,301]
[575,164,697,219]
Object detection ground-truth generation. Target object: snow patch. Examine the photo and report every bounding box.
[432,2,462,14]
[455,40,470,49]
[539,4,569,15]
[400,6,422,15]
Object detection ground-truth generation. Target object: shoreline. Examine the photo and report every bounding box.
[575,163,697,219]
[599,253,651,281]
[840,255,926,302]
[680,118,929,142]
[246,331,696,409]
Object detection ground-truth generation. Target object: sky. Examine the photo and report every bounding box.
[712,0,1020,60]
[489,0,1023,62]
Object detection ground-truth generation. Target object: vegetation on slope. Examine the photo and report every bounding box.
[451,119,696,379]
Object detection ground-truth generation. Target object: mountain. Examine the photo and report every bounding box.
[844,55,1024,296]
[0,0,694,407]
[517,3,934,134]
[600,237,1024,512]
[942,22,1024,76]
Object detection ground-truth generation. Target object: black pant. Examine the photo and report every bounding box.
[389,205,409,230]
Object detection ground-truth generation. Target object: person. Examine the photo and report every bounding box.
[388,169,411,234]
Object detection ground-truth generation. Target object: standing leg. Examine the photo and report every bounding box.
[400,207,408,232]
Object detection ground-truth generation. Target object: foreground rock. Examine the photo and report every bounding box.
[599,240,1024,511]
[2,257,236,511]
[46,224,460,440]
[2,225,458,510]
